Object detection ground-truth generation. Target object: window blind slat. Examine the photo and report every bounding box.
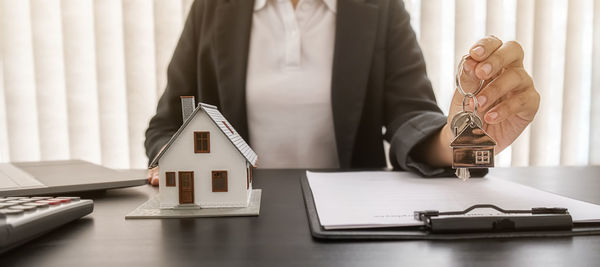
[0,36,9,162]
[510,0,535,166]
[486,0,504,37]
[588,0,600,164]
[30,0,70,161]
[502,0,517,40]
[530,0,568,165]
[61,0,102,164]
[420,0,455,114]
[154,0,183,97]
[561,0,593,165]
[454,0,486,70]
[1,0,41,162]
[123,0,158,168]
[94,0,130,169]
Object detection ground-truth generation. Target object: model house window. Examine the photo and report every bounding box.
[212,170,228,192]
[246,165,251,189]
[166,172,176,187]
[475,151,490,164]
[247,165,253,189]
[194,131,210,153]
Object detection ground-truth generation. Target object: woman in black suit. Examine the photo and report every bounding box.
[145,0,539,185]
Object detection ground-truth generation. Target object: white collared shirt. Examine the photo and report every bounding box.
[246,0,339,168]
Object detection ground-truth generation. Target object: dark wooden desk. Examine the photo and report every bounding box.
[1,167,599,266]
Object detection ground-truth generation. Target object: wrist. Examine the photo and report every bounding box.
[410,123,454,168]
[436,124,454,166]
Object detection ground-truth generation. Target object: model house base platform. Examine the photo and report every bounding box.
[125,189,261,219]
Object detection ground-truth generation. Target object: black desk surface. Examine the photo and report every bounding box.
[1,167,599,266]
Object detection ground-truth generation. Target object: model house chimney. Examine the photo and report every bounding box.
[180,96,195,121]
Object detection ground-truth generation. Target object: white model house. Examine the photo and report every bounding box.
[149,96,258,209]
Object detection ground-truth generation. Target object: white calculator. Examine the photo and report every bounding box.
[0,196,93,253]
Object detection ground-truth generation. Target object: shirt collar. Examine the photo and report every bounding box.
[322,0,337,13]
[254,0,267,11]
[254,0,337,13]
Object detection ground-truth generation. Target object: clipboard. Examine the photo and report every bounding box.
[300,175,600,240]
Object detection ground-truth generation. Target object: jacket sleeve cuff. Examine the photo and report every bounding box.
[146,135,172,167]
[389,111,489,177]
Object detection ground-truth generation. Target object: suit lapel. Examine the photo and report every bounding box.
[331,0,379,167]
[213,0,254,141]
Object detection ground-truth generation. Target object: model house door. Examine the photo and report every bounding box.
[178,171,194,204]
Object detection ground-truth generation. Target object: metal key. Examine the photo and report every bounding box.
[450,111,482,136]
[455,168,471,181]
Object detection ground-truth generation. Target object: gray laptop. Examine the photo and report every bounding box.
[0,160,147,197]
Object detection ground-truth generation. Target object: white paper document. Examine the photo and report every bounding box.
[306,171,600,230]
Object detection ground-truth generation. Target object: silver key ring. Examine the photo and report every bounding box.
[462,93,478,114]
[456,55,485,96]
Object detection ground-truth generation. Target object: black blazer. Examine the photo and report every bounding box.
[145,0,457,176]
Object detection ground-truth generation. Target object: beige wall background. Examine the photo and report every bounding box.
[0,0,599,169]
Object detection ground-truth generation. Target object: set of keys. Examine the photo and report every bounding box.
[449,55,497,181]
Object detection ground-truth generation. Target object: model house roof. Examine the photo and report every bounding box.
[149,103,258,168]
[450,124,496,147]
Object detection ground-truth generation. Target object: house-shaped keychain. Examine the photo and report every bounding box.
[450,123,496,168]
[149,96,258,209]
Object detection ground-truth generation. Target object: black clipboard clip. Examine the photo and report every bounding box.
[414,204,573,233]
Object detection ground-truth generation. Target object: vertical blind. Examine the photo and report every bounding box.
[0,0,598,169]
[1,0,194,168]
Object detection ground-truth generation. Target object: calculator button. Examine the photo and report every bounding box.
[0,208,24,215]
[36,200,61,205]
[0,203,15,208]
[24,202,49,208]
[48,198,71,204]
[31,197,52,200]
[6,200,29,204]
[57,197,80,202]
[9,205,36,211]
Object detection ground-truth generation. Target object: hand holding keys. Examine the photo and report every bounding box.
[450,55,497,181]
[432,36,538,179]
